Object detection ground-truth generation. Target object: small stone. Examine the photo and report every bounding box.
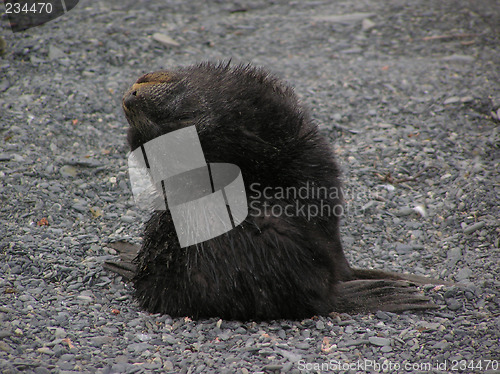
[72,202,88,212]
[13,154,25,162]
[0,330,12,338]
[48,45,66,60]
[395,243,412,254]
[431,340,450,350]
[152,33,180,47]
[0,341,12,353]
[163,360,174,371]
[77,295,93,302]
[455,267,472,282]
[463,221,485,234]
[413,205,427,218]
[416,321,441,331]
[362,18,376,31]
[120,215,136,223]
[54,327,66,338]
[219,330,231,341]
[0,154,12,161]
[58,353,76,362]
[34,367,51,374]
[90,207,103,218]
[368,337,391,346]
[446,298,462,311]
[31,56,45,64]
[375,311,391,321]
[295,342,310,349]
[442,54,474,63]
[443,97,460,105]
[90,336,114,346]
[344,325,354,334]
[37,347,55,355]
[447,247,461,262]
[395,207,414,216]
[104,246,117,255]
[60,165,78,177]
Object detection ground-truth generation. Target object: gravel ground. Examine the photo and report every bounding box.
[1,0,499,373]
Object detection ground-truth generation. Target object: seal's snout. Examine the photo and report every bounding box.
[122,71,173,111]
[122,88,139,111]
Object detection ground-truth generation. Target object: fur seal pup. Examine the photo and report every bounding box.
[105,62,448,320]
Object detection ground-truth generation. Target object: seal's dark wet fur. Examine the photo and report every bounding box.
[107,62,445,320]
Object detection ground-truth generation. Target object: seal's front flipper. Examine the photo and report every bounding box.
[102,241,140,281]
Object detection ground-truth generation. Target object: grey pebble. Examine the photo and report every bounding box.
[446,299,462,311]
[0,341,13,353]
[34,368,52,374]
[315,320,325,330]
[375,311,392,321]
[90,336,114,347]
[76,295,93,302]
[121,215,136,223]
[443,96,461,105]
[455,267,472,282]
[431,340,451,350]
[368,337,391,347]
[395,207,415,216]
[416,321,441,331]
[0,154,13,161]
[441,54,475,63]
[37,347,55,355]
[60,165,78,178]
[295,342,310,349]
[0,330,12,338]
[463,221,485,234]
[341,339,369,347]
[152,32,180,47]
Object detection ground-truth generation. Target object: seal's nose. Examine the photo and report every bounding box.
[122,88,139,110]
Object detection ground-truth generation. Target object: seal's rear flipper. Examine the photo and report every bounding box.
[350,267,454,286]
[335,279,439,313]
[102,241,140,281]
